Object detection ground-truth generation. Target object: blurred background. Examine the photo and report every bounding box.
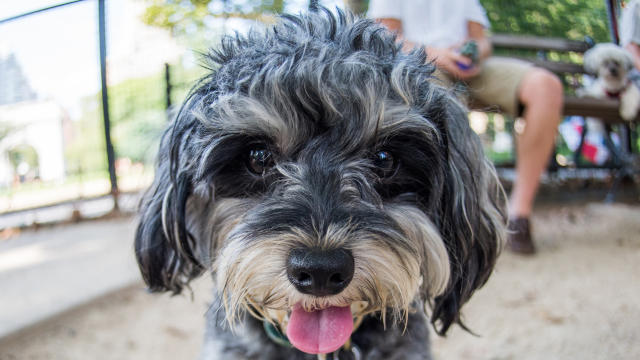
[0,1,638,359]
[0,0,627,220]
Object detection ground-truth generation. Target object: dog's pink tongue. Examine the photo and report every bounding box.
[286,305,353,354]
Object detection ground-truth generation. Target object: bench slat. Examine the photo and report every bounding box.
[472,96,632,124]
[491,34,591,53]
[510,57,587,75]
[481,34,638,126]
[563,96,635,123]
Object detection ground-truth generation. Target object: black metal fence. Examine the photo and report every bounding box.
[0,0,637,225]
[0,0,204,223]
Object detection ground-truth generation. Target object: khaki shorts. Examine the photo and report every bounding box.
[435,57,534,117]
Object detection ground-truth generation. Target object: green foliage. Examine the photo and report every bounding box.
[7,144,38,168]
[108,71,167,163]
[142,0,284,36]
[67,62,206,171]
[141,0,613,43]
[109,63,207,164]
[113,111,166,164]
[65,98,108,175]
[344,0,369,15]
[0,123,13,142]
[480,0,610,42]
[167,63,208,106]
[486,147,513,165]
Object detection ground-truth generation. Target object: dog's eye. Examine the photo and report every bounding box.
[373,150,395,177]
[247,148,274,175]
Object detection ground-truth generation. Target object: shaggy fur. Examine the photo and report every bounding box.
[580,43,640,121]
[135,8,506,360]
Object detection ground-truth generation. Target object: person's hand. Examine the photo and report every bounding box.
[426,46,480,80]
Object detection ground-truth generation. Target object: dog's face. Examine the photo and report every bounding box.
[584,43,634,90]
[599,58,627,82]
[135,9,506,354]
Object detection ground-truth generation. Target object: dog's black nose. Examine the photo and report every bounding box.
[286,248,354,296]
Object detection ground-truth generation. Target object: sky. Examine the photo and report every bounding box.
[0,0,123,117]
[0,0,343,119]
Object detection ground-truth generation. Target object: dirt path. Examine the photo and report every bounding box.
[1,203,639,360]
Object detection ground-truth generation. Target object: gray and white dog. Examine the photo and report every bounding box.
[135,8,506,360]
[580,43,640,121]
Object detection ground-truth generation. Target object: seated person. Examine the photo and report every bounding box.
[621,0,640,85]
[368,0,564,255]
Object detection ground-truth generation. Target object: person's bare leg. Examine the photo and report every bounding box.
[507,68,563,255]
[510,68,563,218]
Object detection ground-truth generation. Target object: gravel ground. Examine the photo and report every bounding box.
[1,202,639,360]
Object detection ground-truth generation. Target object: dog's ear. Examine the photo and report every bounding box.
[429,97,507,335]
[622,48,635,71]
[134,106,205,294]
[583,46,600,75]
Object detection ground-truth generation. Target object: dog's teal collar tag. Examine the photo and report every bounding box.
[263,320,293,348]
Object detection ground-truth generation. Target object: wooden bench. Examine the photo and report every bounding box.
[482,34,639,198]
[489,34,636,124]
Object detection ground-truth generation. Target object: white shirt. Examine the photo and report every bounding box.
[620,0,640,46]
[367,0,489,48]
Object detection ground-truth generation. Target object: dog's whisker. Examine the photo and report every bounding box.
[134,7,507,358]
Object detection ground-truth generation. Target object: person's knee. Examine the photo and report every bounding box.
[520,68,564,108]
[539,71,563,100]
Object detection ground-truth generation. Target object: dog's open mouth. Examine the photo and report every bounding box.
[286,304,353,354]
[264,302,367,354]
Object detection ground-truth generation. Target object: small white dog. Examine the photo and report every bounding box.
[579,43,640,121]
